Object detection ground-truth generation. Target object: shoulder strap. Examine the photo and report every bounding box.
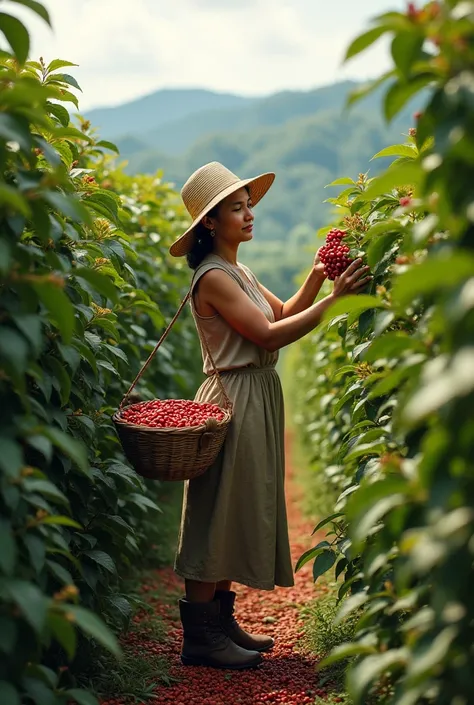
[191,257,243,296]
[118,281,232,411]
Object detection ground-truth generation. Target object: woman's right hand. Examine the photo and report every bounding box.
[332,258,372,298]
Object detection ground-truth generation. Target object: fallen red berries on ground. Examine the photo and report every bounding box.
[121,399,225,428]
[318,228,354,280]
[100,429,336,705]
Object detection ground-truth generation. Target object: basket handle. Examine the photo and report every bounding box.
[119,283,233,411]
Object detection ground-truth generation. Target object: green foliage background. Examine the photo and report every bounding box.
[0,5,201,703]
[289,2,474,703]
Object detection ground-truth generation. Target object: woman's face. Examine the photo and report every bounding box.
[203,187,254,247]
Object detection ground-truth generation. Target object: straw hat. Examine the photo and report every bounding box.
[169,161,275,257]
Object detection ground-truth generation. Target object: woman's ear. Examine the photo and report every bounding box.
[201,215,213,231]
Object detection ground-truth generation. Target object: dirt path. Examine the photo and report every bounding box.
[106,430,331,705]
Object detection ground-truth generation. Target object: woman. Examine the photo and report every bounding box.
[169,161,371,670]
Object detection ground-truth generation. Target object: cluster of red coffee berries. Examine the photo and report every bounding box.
[121,399,225,428]
[319,229,353,280]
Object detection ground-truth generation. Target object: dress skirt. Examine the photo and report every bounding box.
[174,365,294,590]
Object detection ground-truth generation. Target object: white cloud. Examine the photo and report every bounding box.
[2,0,405,110]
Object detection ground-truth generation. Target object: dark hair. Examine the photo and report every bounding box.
[186,202,220,270]
[185,185,251,270]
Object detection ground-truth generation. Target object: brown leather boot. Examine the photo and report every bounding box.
[214,590,274,653]
[179,598,263,669]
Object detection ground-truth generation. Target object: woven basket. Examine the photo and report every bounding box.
[112,285,233,482]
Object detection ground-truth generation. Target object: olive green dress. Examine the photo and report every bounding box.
[174,253,294,590]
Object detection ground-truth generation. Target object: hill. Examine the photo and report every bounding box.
[86,88,256,141]
[85,82,420,299]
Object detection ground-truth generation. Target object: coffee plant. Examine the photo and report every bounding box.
[0,3,200,704]
[292,2,474,703]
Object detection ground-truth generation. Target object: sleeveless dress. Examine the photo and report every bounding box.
[174,253,294,590]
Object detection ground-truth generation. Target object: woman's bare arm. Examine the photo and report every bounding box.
[258,267,326,321]
[198,260,371,353]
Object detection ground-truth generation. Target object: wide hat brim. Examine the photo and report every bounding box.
[169,171,275,257]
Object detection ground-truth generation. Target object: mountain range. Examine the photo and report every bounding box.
[85,81,420,298]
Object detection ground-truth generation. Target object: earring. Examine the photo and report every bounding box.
[210,229,216,238]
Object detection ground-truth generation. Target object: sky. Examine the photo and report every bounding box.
[4,0,406,111]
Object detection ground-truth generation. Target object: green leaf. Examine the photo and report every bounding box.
[363,162,423,200]
[96,139,120,154]
[53,141,74,169]
[40,515,82,528]
[334,592,369,625]
[82,191,120,222]
[0,328,28,376]
[367,231,400,268]
[344,26,388,61]
[43,191,91,223]
[23,533,45,574]
[97,359,119,375]
[403,349,474,423]
[368,361,423,399]
[47,58,78,73]
[312,512,344,535]
[353,494,405,547]
[0,184,31,216]
[33,281,75,343]
[22,478,68,505]
[41,426,89,475]
[392,252,474,307]
[371,144,417,160]
[346,69,396,107]
[406,626,457,682]
[46,101,70,127]
[0,438,23,478]
[46,355,72,406]
[347,649,409,700]
[0,113,32,150]
[325,177,356,187]
[0,616,17,654]
[320,640,377,668]
[53,88,79,109]
[46,559,73,586]
[345,440,387,462]
[391,32,424,77]
[23,676,56,705]
[64,689,99,705]
[50,73,82,91]
[48,612,77,659]
[295,541,330,573]
[73,267,118,303]
[7,0,51,25]
[313,549,337,581]
[57,343,81,373]
[106,595,132,621]
[12,314,42,355]
[384,75,434,121]
[27,665,58,689]
[364,332,423,362]
[323,295,385,321]
[4,580,48,633]
[64,606,121,658]
[128,492,161,512]
[0,681,20,705]
[83,550,116,573]
[0,13,29,64]
[0,521,17,576]
[51,126,87,141]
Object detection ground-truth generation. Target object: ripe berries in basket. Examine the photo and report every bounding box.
[120,398,226,428]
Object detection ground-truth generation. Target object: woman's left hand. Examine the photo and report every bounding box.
[313,248,326,278]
